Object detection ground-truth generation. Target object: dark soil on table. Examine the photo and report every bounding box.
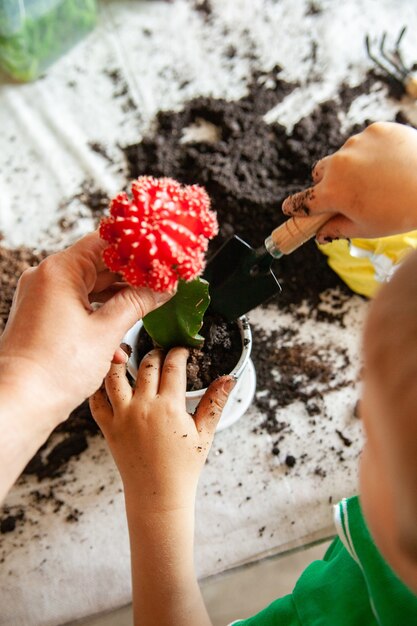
[136,311,242,391]
[0,246,47,334]
[123,69,357,312]
[22,402,99,481]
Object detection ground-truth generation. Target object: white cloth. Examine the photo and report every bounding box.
[1,0,416,624]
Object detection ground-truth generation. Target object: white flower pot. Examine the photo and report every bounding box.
[123,316,256,432]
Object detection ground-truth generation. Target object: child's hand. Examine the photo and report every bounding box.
[282,122,417,242]
[90,348,235,512]
[91,349,233,625]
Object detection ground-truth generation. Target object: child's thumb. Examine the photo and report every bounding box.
[94,285,172,334]
[194,376,236,434]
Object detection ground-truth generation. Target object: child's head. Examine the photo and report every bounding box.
[359,248,417,593]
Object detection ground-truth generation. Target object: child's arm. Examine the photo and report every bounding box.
[282,122,417,241]
[90,349,235,626]
[0,231,169,502]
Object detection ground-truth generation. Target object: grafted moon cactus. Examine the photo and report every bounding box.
[99,176,218,292]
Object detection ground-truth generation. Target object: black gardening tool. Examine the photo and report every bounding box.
[365,27,417,99]
[204,213,331,320]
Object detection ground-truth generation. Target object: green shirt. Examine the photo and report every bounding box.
[230,497,417,625]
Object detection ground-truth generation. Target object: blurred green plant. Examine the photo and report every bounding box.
[0,0,96,81]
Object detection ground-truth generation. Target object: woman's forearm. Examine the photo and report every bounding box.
[0,356,67,502]
[0,383,57,502]
[125,496,212,626]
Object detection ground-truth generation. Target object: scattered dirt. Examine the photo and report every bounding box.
[0,245,47,334]
[88,141,114,164]
[305,2,322,16]
[69,179,110,218]
[22,402,99,481]
[285,455,297,468]
[0,510,24,534]
[54,179,112,236]
[193,0,213,17]
[336,429,353,447]
[103,67,136,113]
[251,324,352,437]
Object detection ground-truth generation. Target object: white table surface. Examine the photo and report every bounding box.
[0,1,416,624]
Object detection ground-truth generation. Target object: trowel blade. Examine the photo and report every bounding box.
[203,235,282,320]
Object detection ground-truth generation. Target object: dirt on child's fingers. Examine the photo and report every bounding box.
[315,214,355,243]
[135,348,165,398]
[159,347,189,401]
[105,361,132,410]
[194,376,236,434]
[89,386,113,425]
[282,183,328,217]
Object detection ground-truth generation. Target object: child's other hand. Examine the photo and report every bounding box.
[90,348,235,512]
[282,122,417,242]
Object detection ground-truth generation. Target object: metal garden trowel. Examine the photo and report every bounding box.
[204,213,331,320]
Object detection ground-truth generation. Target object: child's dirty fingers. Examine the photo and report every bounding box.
[282,183,327,217]
[89,386,113,425]
[194,376,236,435]
[105,361,133,410]
[135,348,165,398]
[159,347,189,402]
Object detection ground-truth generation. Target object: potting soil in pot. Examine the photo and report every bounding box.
[136,311,242,391]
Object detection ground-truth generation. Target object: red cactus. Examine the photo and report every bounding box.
[99,176,218,292]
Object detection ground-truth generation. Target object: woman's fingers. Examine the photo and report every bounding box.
[89,283,128,304]
[158,347,189,403]
[105,362,133,410]
[65,230,108,273]
[135,349,165,398]
[94,286,173,336]
[112,345,130,365]
[92,270,123,294]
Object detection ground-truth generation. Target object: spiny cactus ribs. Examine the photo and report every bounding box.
[100,176,218,292]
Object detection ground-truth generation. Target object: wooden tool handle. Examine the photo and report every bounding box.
[270,213,332,255]
[405,75,417,99]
